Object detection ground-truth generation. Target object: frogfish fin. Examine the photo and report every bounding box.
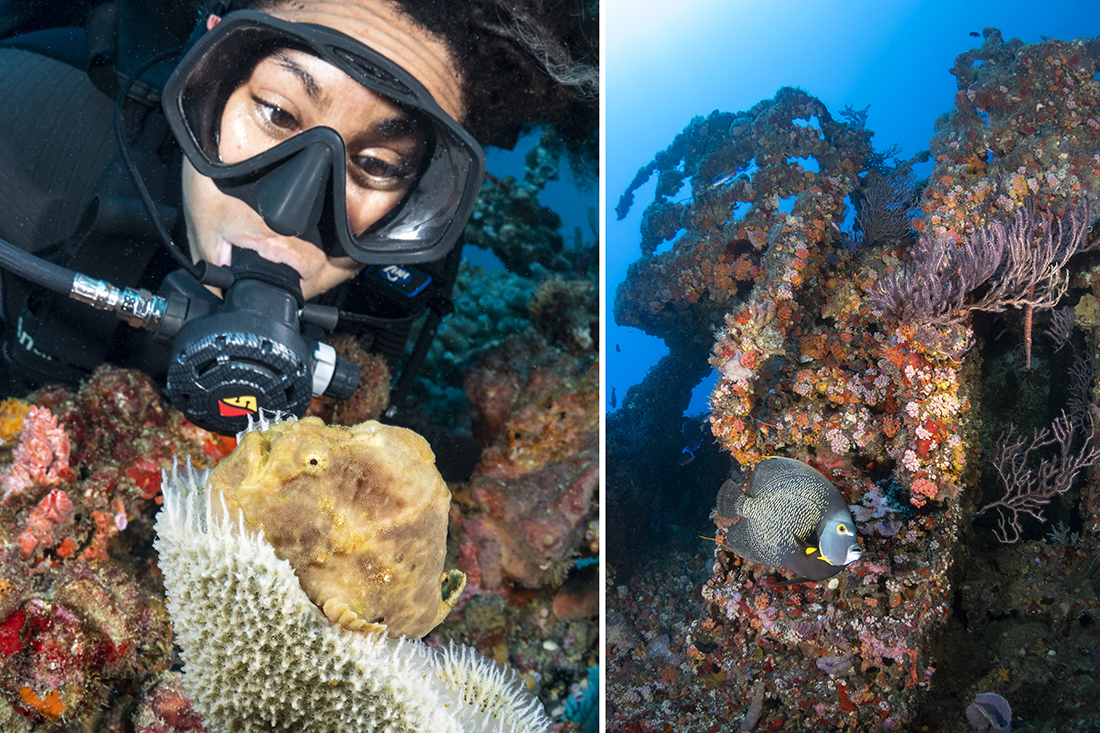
[321,598,386,634]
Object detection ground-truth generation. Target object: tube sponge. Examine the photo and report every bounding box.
[153,460,551,733]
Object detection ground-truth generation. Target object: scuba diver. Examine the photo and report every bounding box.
[0,0,598,448]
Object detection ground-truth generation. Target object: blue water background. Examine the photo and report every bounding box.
[468,131,595,271]
[606,0,1100,417]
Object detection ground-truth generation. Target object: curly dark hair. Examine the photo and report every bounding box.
[0,0,597,161]
[238,0,598,162]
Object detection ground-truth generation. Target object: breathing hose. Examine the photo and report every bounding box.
[0,234,168,330]
[0,236,75,295]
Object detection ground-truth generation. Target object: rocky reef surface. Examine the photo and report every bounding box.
[609,29,1100,731]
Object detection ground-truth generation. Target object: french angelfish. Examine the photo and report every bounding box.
[715,456,861,583]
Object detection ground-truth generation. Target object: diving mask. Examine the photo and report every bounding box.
[162,10,485,265]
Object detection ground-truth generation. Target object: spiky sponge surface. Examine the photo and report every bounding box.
[154,461,550,733]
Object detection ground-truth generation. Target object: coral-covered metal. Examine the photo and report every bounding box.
[609,28,1100,732]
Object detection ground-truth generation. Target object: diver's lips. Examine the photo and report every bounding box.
[218,237,308,291]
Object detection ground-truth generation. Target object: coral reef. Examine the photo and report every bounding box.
[412,259,597,432]
[919,28,1100,241]
[528,278,598,352]
[0,398,30,445]
[424,326,599,729]
[464,129,580,278]
[0,367,228,728]
[458,331,599,590]
[0,362,592,729]
[132,671,208,733]
[417,261,540,428]
[609,27,1100,733]
[564,665,598,733]
[614,86,873,347]
[303,333,392,425]
[0,552,172,724]
[410,129,598,431]
[0,405,72,505]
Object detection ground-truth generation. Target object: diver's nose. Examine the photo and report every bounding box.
[255,141,332,238]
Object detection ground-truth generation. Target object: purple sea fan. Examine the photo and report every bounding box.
[979,411,1100,543]
[851,169,918,248]
[1044,305,1075,352]
[871,199,1093,326]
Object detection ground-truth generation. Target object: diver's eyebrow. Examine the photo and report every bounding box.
[370,116,423,141]
[272,50,326,109]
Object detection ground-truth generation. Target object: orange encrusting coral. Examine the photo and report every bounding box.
[0,398,30,444]
[20,685,66,717]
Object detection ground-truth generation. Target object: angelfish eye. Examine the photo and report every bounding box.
[836,524,848,535]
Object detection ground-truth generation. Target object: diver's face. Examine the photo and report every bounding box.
[182,0,465,300]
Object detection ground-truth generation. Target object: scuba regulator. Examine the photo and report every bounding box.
[156,248,359,434]
[0,236,360,435]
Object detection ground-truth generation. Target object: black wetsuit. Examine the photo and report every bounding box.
[0,22,184,394]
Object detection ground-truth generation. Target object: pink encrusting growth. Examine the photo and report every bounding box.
[16,489,74,557]
[0,406,72,505]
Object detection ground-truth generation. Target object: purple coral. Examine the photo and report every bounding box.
[851,169,918,247]
[979,411,1100,543]
[871,199,1094,325]
[1044,305,1076,351]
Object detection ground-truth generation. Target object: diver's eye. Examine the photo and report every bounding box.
[352,154,414,189]
[252,95,300,132]
[836,524,848,535]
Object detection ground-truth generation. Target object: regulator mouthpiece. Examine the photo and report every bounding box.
[160,251,360,435]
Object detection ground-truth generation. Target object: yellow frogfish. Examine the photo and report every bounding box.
[206,414,465,639]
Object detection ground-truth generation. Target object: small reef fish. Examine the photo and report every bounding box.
[710,163,751,187]
[713,456,861,583]
[609,387,617,409]
[677,417,708,466]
